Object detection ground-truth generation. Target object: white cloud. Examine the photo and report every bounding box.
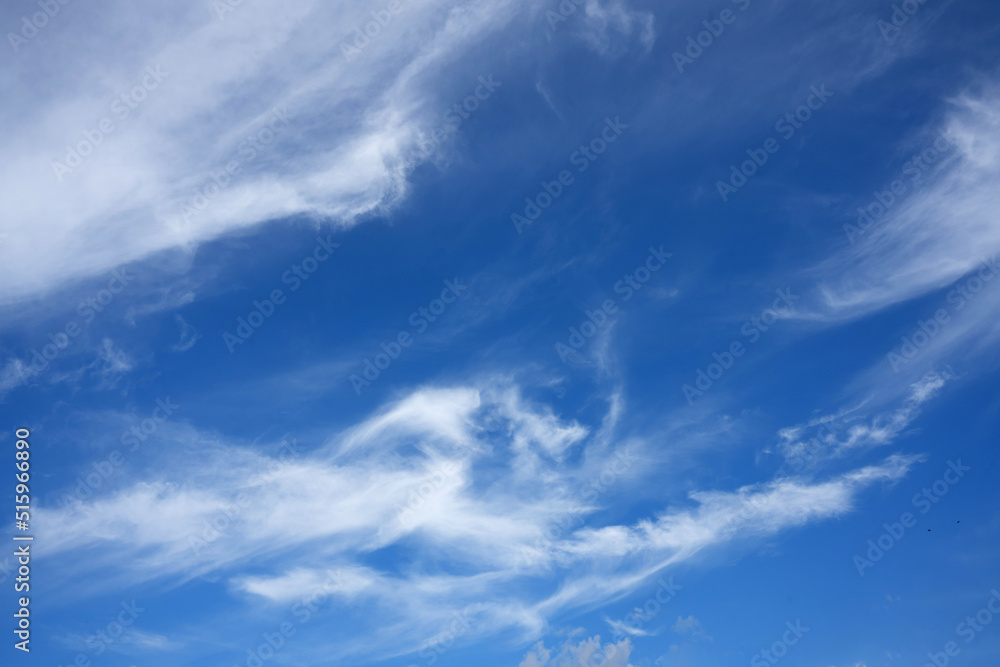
[96,337,133,377]
[120,629,183,651]
[169,313,202,352]
[672,615,710,640]
[0,336,135,397]
[778,83,1000,399]
[1,0,503,303]
[604,616,654,638]
[232,565,377,603]
[571,0,655,58]
[776,370,951,467]
[813,83,1000,320]
[520,635,635,667]
[0,0,659,308]
[35,379,931,661]
[0,358,30,394]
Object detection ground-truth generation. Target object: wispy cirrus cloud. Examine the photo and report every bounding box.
[773,370,951,468]
[811,83,1000,321]
[0,0,657,308]
[35,377,930,662]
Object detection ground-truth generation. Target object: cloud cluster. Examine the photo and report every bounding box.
[775,370,951,467]
[520,635,635,666]
[0,0,659,307]
[36,379,926,660]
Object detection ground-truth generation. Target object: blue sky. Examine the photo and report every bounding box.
[2,0,1000,665]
